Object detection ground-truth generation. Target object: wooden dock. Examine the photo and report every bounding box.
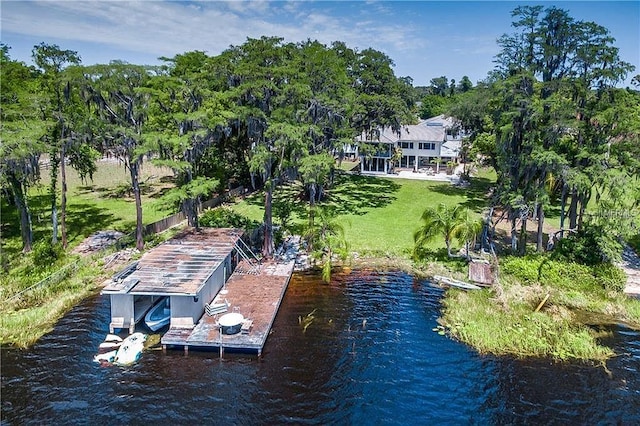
[161,252,296,356]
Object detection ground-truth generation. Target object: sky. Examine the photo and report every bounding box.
[1,1,639,87]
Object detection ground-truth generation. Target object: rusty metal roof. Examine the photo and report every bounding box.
[103,228,244,296]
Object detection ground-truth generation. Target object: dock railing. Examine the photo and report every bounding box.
[234,239,261,274]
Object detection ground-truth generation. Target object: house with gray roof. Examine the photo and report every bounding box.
[355,115,464,174]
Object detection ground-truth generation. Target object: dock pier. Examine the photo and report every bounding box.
[161,241,297,356]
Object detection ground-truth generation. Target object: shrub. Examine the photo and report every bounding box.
[273,199,294,230]
[501,254,623,293]
[554,224,622,265]
[501,255,542,284]
[628,234,640,253]
[594,263,627,293]
[31,240,65,268]
[200,207,259,231]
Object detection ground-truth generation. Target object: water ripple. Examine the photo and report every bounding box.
[2,270,639,424]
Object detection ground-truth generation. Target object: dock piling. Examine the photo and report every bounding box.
[219,326,223,359]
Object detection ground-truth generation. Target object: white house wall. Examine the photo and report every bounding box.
[356,115,464,174]
[109,294,134,332]
[169,253,232,328]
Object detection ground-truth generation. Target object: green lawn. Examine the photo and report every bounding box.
[232,169,497,256]
[2,160,175,261]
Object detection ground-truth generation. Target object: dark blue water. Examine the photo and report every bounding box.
[2,270,639,424]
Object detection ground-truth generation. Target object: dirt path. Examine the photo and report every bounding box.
[620,246,640,298]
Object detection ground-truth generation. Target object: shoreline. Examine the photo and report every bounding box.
[317,250,640,362]
[3,244,639,361]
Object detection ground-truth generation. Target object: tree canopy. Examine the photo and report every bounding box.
[448,5,639,260]
[2,8,637,267]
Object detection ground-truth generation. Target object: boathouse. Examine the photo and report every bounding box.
[102,228,248,333]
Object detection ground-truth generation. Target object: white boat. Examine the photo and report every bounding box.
[97,333,124,350]
[433,275,482,290]
[98,340,122,350]
[145,297,170,331]
[113,332,147,366]
[93,349,118,364]
[105,333,123,343]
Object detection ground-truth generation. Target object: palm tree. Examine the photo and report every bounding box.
[390,147,402,173]
[304,206,350,282]
[414,203,463,258]
[454,208,484,260]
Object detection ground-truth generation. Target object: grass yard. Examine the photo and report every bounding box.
[1,159,175,262]
[232,168,497,256]
[336,175,492,256]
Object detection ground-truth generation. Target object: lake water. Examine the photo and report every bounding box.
[2,270,639,424]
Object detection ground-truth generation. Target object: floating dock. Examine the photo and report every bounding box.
[161,240,297,356]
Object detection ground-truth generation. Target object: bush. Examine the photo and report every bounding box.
[554,224,622,265]
[31,240,65,268]
[501,254,624,293]
[200,207,259,231]
[628,234,640,253]
[501,255,542,284]
[273,199,294,230]
[594,263,627,293]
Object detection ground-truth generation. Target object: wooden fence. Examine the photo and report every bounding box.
[142,186,246,236]
[7,186,247,302]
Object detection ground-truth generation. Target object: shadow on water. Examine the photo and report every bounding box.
[1,270,639,424]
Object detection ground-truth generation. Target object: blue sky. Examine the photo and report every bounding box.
[1,1,638,87]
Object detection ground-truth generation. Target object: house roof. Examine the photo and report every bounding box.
[422,114,456,127]
[441,140,462,157]
[102,228,243,296]
[355,114,458,143]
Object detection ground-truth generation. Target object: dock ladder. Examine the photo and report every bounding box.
[234,239,261,275]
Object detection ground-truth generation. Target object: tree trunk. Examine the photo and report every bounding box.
[446,237,453,257]
[510,210,518,253]
[536,203,544,252]
[60,143,68,248]
[306,207,315,253]
[519,216,528,256]
[263,181,274,258]
[559,184,567,238]
[568,188,578,231]
[50,152,59,245]
[51,203,58,245]
[309,184,316,206]
[129,158,144,251]
[184,197,199,229]
[11,175,33,253]
[577,194,587,232]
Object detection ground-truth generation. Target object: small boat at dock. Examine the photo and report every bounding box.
[98,333,123,350]
[432,275,482,290]
[145,297,170,331]
[113,332,147,366]
[93,349,118,364]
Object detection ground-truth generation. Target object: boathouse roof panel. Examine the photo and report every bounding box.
[103,228,243,296]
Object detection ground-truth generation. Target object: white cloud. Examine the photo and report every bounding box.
[4,1,633,86]
[1,0,425,61]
